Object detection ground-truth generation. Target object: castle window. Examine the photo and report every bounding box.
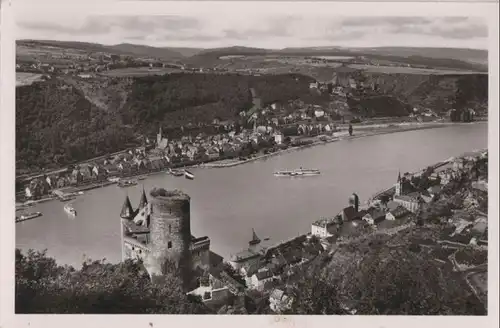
[168,241,172,249]
[139,250,142,254]
[169,224,172,233]
[132,247,135,251]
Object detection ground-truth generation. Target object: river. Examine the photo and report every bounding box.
[16,123,488,267]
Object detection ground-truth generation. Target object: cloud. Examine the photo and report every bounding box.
[340,17,432,27]
[15,10,489,49]
[17,15,201,37]
[390,17,488,39]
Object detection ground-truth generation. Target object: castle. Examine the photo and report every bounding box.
[120,187,217,288]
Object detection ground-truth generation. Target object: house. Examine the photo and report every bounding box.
[339,206,364,222]
[393,194,420,213]
[427,185,442,197]
[269,289,292,313]
[453,158,465,171]
[311,218,337,238]
[386,205,411,221]
[249,269,275,290]
[362,208,386,225]
[420,191,434,203]
[273,132,284,145]
[70,168,83,185]
[314,109,325,118]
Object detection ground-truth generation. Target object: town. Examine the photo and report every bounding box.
[11,10,492,317]
[114,149,488,314]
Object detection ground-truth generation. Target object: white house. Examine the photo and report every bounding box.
[386,205,411,221]
[274,132,284,145]
[311,218,335,238]
[393,194,420,213]
[249,269,275,290]
[269,289,293,313]
[362,208,386,225]
[314,109,325,118]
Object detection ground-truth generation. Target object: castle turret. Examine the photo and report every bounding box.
[146,188,193,289]
[349,193,359,212]
[120,195,135,219]
[138,187,148,209]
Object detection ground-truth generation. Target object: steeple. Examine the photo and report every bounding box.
[120,195,134,219]
[157,125,163,147]
[395,171,402,196]
[138,186,148,209]
[249,228,261,246]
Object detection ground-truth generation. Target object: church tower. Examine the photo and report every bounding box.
[157,125,163,147]
[395,171,402,196]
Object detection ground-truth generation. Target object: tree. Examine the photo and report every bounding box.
[15,249,211,314]
[330,246,485,315]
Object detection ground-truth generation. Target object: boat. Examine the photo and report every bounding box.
[64,203,77,216]
[117,179,138,188]
[16,212,43,222]
[274,168,321,177]
[137,176,146,181]
[59,195,76,202]
[184,169,195,180]
[168,168,184,177]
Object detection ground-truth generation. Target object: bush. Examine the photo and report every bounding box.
[15,248,211,314]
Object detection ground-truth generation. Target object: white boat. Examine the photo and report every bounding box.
[64,204,77,216]
[17,212,42,222]
[274,168,321,177]
[184,170,195,180]
[168,168,184,177]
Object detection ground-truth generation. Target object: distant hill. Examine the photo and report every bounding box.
[279,46,487,65]
[17,40,199,61]
[353,47,488,66]
[17,40,488,70]
[108,43,186,61]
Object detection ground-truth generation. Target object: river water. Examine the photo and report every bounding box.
[16,123,488,267]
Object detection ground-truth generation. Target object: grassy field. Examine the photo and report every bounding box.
[99,67,184,77]
[16,72,44,87]
[348,64,486,75]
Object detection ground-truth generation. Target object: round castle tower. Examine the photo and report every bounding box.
[146,188,193,286]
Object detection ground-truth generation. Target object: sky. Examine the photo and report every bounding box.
[13,1,490,50]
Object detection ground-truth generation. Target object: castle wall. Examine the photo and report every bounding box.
[191,240,211,271]
[123,236,151,261]
[146,188,193,288]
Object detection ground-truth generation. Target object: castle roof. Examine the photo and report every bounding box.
[120,195,135,219]
[249,228,261,246]
[138,187,148,209]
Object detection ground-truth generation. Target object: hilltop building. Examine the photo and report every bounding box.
[120,187,221,289]
[156,126,169,150]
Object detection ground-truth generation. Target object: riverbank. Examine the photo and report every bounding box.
[15,121,485,207]
[200,121,484,169]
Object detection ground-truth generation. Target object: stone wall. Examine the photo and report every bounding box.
[146,188,193,289]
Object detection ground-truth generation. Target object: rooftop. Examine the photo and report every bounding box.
[149,188,190,200]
